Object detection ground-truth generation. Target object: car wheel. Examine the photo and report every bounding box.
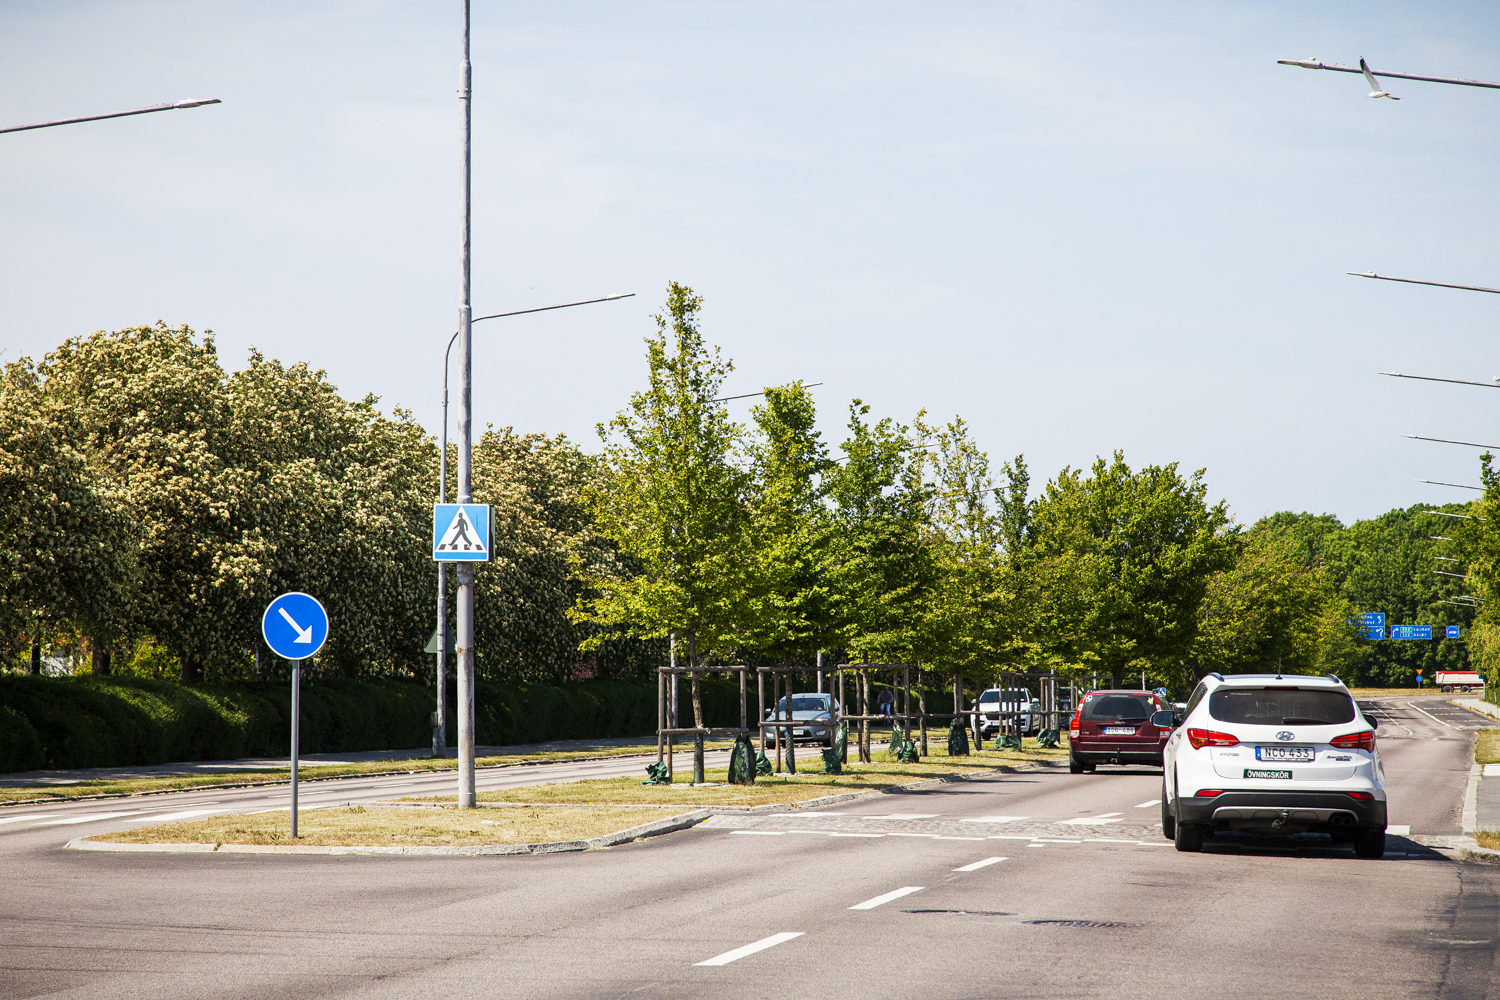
[1069,755,1084,774]
[1082,762,1097,773]
[1353,828,1386,860]
[1174,821,1204,852]
[1160,783,1175,840]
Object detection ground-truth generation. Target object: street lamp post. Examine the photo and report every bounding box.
[432,294,632,760]
[0,99,221,135]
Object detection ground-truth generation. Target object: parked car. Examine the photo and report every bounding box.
[1159,672,1387,858]
[763,694,840,747]
[1067,690,1171,772]
[976,688,1040,737]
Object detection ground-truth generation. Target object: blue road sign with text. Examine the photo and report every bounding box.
[1390,625,1432,641]
[433,504,492,562]
[261,592,330,660]
[1360,612,1385,641]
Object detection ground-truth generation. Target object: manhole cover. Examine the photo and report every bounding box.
[1023,919,1141,929]
[902,909,1014,916]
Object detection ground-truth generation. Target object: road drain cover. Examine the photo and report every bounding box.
[1024,920,1141,929]
[903,909,1014,917]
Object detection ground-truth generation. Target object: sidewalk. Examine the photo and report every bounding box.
[0,735,681,787]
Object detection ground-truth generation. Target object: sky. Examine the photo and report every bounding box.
[3,1,1500,526]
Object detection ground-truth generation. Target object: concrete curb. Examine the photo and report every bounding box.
[64,758,1064,857]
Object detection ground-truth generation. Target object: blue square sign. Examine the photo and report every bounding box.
[1447,625,1462,639]
[1359,612,1385,641]
[433,504,492,562]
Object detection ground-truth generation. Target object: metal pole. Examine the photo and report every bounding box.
[0,98,222,135]
[290,658,300,838]
[454,0,477,809]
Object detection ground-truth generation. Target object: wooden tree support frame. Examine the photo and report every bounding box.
[656,665,750,782]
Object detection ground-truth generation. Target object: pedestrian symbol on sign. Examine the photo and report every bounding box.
[432,503,492,562]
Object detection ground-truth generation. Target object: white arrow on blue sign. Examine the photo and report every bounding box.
[261,592,330,660]
[1390,625,1432,641]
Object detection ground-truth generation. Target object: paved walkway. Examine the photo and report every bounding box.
[0,735,686,787]
[1453,699,1500,832]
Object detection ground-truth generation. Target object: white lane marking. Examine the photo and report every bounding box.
[868,813,938,820]
[889,833,938,839]
[1058,812,1124,826]
[0,814,56,826]
[953,856,1008,871]
[39,811,143,826]
[849,886,925,910]
[1388,825,1411,835]
[1407,702,1455,730]
[933,836,985,841]
[137,809,221,823]
[768,811,841,817]
[960,815,1029,823]
[1027,842,1048,848]
[1084,838,1138,844]
[1484,765,1500,778]
[1134,800,1160,808]
[730,830,784,836]
[695,932,804,966]
[829,833,883,838]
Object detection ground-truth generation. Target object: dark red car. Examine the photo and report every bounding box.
[1068,689,1170,772]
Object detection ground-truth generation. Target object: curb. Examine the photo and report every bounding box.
[64,758,1063,857]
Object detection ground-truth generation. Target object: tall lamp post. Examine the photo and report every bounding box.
[432,294,633,758]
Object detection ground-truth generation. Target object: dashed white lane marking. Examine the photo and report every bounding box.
[1059,812,1124,826]
[730,830,785,836]
[137,809,221,823]
[696,932,805,966]
[1134,800,1160,808]
[1388,825,1411,835]
[849,886,925,910]
[39,811,143,826]
[953,856,1008,871]
[1484,765,1500,777]
[960,816,1028,823]
[0,814,56,825]
[868,813,938,820]
[1407,702,1455,730]
[829,833,884,838]
[1027,842,1048,848]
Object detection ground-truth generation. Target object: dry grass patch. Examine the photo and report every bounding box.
[408,741,1066,808]
[86,803,685,847]
[1474,729,1500,766]
[1476,831,1500,851]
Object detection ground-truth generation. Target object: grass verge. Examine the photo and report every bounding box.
[84,803,686,847]
[410,740,1069,808]
[1474,729,1500,766]
[0,741,735,804]
[1476,831,1500,851]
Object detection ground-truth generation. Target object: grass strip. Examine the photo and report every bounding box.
[0,741,735,804]
[1474,729,1500,766]
[1476,831,1500,851]
[85,803,687,847]
[410,742,1069,808]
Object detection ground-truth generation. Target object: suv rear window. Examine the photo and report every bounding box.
[1208,688,1356,726]
[1081,694,1155,721]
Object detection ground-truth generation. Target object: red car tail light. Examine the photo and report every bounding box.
[1069,709,1081,734]
[1186,728,1239,750]
[1195,789,1225,797]
[1346,791,1374,800]
[1330,731,1375,752]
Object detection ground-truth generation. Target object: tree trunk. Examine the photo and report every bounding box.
[687,629,704,729]
[29,638,41,676]
[92,643,112,676]
[181,650,203,685]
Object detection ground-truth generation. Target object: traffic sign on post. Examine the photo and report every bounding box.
[1390,625,1433,641]
[433,504,492,562]
[261,592,330,840]
[1359,612,1385,641]
[1447,625,1462,639]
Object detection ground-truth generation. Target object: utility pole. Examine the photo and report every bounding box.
[455,0,477,808]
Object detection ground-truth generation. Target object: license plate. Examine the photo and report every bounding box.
[1255,746,1313,762]
[1244,768,1293,780]
[1103,726,1136,735]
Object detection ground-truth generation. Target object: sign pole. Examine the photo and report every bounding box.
[291,657,300,838]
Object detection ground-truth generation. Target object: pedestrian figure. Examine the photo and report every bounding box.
[444,511,476,550]
[878,687,895,719]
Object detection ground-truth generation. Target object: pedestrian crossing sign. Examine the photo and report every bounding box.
[433,503,492,562]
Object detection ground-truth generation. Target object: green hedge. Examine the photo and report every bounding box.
[0,674,752,774]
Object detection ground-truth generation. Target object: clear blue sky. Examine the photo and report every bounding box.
[3,1,1499,525]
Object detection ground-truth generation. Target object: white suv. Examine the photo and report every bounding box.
[1159,673,1387,858]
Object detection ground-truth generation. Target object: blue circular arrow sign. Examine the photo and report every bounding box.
[261,592,330,660]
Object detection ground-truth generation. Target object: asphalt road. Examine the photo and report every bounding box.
[1,696,1496,999]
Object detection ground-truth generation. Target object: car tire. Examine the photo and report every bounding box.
[1160,791,1175,840]
[1082,762,1097,773]
[1069,755,1084,774]
[1174,821,1204,853]
[1353,828,1386,860]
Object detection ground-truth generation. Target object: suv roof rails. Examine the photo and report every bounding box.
[1327,674,1346,685]
[1208,672,1223,681]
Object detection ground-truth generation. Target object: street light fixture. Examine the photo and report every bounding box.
[431,294,634,762]
[0,99,221,135]
[1349,271,1500,295]
[1277,58,1500,92]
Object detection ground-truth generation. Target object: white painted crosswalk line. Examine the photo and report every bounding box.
[960,816,1028,823]
[953,856,1008,872]
[39,811,142,826]
[0,814,56,826]
[696,932,804,966]
[1135,800,1161,808]
[849,886,925,910]
[1059,812,1124,826]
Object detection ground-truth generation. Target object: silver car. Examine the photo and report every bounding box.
[764,694,840,748]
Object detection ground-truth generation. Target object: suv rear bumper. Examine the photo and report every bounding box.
[1175,789,1386,833]
[1071,749,1164,766]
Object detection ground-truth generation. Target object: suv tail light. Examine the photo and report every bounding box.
[1186,728,1239,750]
[1195,789,1225,797]
[1069,709,1081,734]
[1346,791,1374,800]
[1330,731,1375,752]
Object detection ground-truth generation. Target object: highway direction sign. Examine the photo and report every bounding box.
[433,503,492,562]
[1360,612,1385,641]
[261,592,330,660]
[1390,625,1433,641]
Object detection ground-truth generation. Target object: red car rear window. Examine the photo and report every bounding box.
[1080,694,1155,722]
